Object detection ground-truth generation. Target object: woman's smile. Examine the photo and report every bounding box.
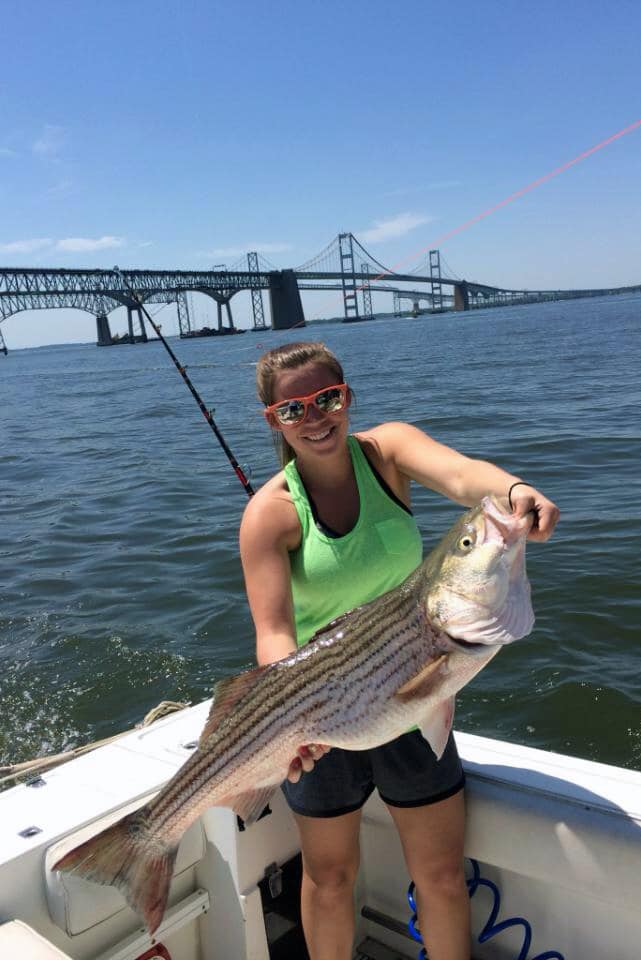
[301,424,337,443]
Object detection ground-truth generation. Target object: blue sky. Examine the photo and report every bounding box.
[1,0,640,347]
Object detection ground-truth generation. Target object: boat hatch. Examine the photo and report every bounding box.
[0,919,74,959]
[45,801,205,937]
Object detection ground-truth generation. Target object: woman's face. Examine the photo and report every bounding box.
[269,362,350,458]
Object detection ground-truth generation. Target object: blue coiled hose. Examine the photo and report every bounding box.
[407,859,565,960]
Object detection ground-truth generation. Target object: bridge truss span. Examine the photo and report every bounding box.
[0,266,272,302]
[2,238,638,351]
[0,266,273,344]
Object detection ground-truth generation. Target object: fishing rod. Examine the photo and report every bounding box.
[112,266,255,498]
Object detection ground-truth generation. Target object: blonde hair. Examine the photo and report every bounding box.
[256,341,346,466]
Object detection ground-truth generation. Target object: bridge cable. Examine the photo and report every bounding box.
[112,267,254,498]
[256,252,280,272]
[439,254,461,282]
[350,234,396,277]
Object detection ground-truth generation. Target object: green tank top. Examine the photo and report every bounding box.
[284,435,423,646]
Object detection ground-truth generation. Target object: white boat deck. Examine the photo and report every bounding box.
[1,701,640,960]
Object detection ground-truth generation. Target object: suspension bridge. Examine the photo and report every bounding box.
[1,232,639,353]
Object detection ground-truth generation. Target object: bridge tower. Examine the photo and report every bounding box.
[360,263,373,321]
[339,233,360,322]
[429,250,443,312]
[247,252,267,330]
[176,291,192,337]
[393,292,402,317]
[0,326,7,355]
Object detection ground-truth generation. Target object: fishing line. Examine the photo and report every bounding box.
[317,117,641,312]
[113,120,640,483]
[112,267,255,498]
[383,117,641,280]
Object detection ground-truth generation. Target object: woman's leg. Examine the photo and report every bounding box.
[386,788,470,960]
[293,808,362,960]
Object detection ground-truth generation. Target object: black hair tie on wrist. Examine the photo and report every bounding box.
[508,481,533,511]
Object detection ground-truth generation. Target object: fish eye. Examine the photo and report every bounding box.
[457,530,476,552]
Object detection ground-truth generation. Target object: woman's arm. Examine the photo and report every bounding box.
[239,487,299,665]
[239,485,330,779]
[373,422,559,541]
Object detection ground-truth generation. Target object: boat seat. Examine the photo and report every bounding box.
[0,920,73,959]
[45,796,205,936]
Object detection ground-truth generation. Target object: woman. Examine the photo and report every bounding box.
[239,341,559,960]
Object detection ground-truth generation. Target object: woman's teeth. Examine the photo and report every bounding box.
[305,427,332,442]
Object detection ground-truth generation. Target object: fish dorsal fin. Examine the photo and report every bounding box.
[308,605,360,643]
[199,665,267,747]
[395,655,448,701]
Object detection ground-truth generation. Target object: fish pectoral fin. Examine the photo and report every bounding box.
[418,697,455,761]
[225,786,277,827]
[199,665,268,747]
[394,658,453,759]
[395,655,448,701]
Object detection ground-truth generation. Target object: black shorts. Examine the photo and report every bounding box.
[281,730,464,818]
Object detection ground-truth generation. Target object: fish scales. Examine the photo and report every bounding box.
[53,497,535,935]
[150,573,429,833]
[135,583,424,841]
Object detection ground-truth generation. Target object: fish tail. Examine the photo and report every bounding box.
[53,805,178,935]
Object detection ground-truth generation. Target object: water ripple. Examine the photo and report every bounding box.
[1,296,640,769]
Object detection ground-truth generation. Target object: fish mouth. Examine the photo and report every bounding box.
[482,495,533,545]
[438,631,498,657]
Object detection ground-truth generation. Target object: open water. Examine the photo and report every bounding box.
[1,296,640,773]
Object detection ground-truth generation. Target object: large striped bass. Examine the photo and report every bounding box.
[54,495,534,934]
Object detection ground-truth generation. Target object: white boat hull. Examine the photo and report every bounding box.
[1,700,639,960]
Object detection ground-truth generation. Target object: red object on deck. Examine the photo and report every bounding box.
[134,945,172,960]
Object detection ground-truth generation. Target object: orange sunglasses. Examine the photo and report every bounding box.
[264,383,349,427]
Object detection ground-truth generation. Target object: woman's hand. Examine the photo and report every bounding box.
[287,743,331,783]
[511,487,560,542]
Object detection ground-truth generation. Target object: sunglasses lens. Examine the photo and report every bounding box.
[274,400,305,424]
[316,387,345,413]
[269,385,346,426]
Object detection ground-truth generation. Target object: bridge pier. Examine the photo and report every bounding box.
[453,281,469,312]
[269,270,305,330]
[127,305,148,342]
[211,294,235,331]
[96,313,112,346]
